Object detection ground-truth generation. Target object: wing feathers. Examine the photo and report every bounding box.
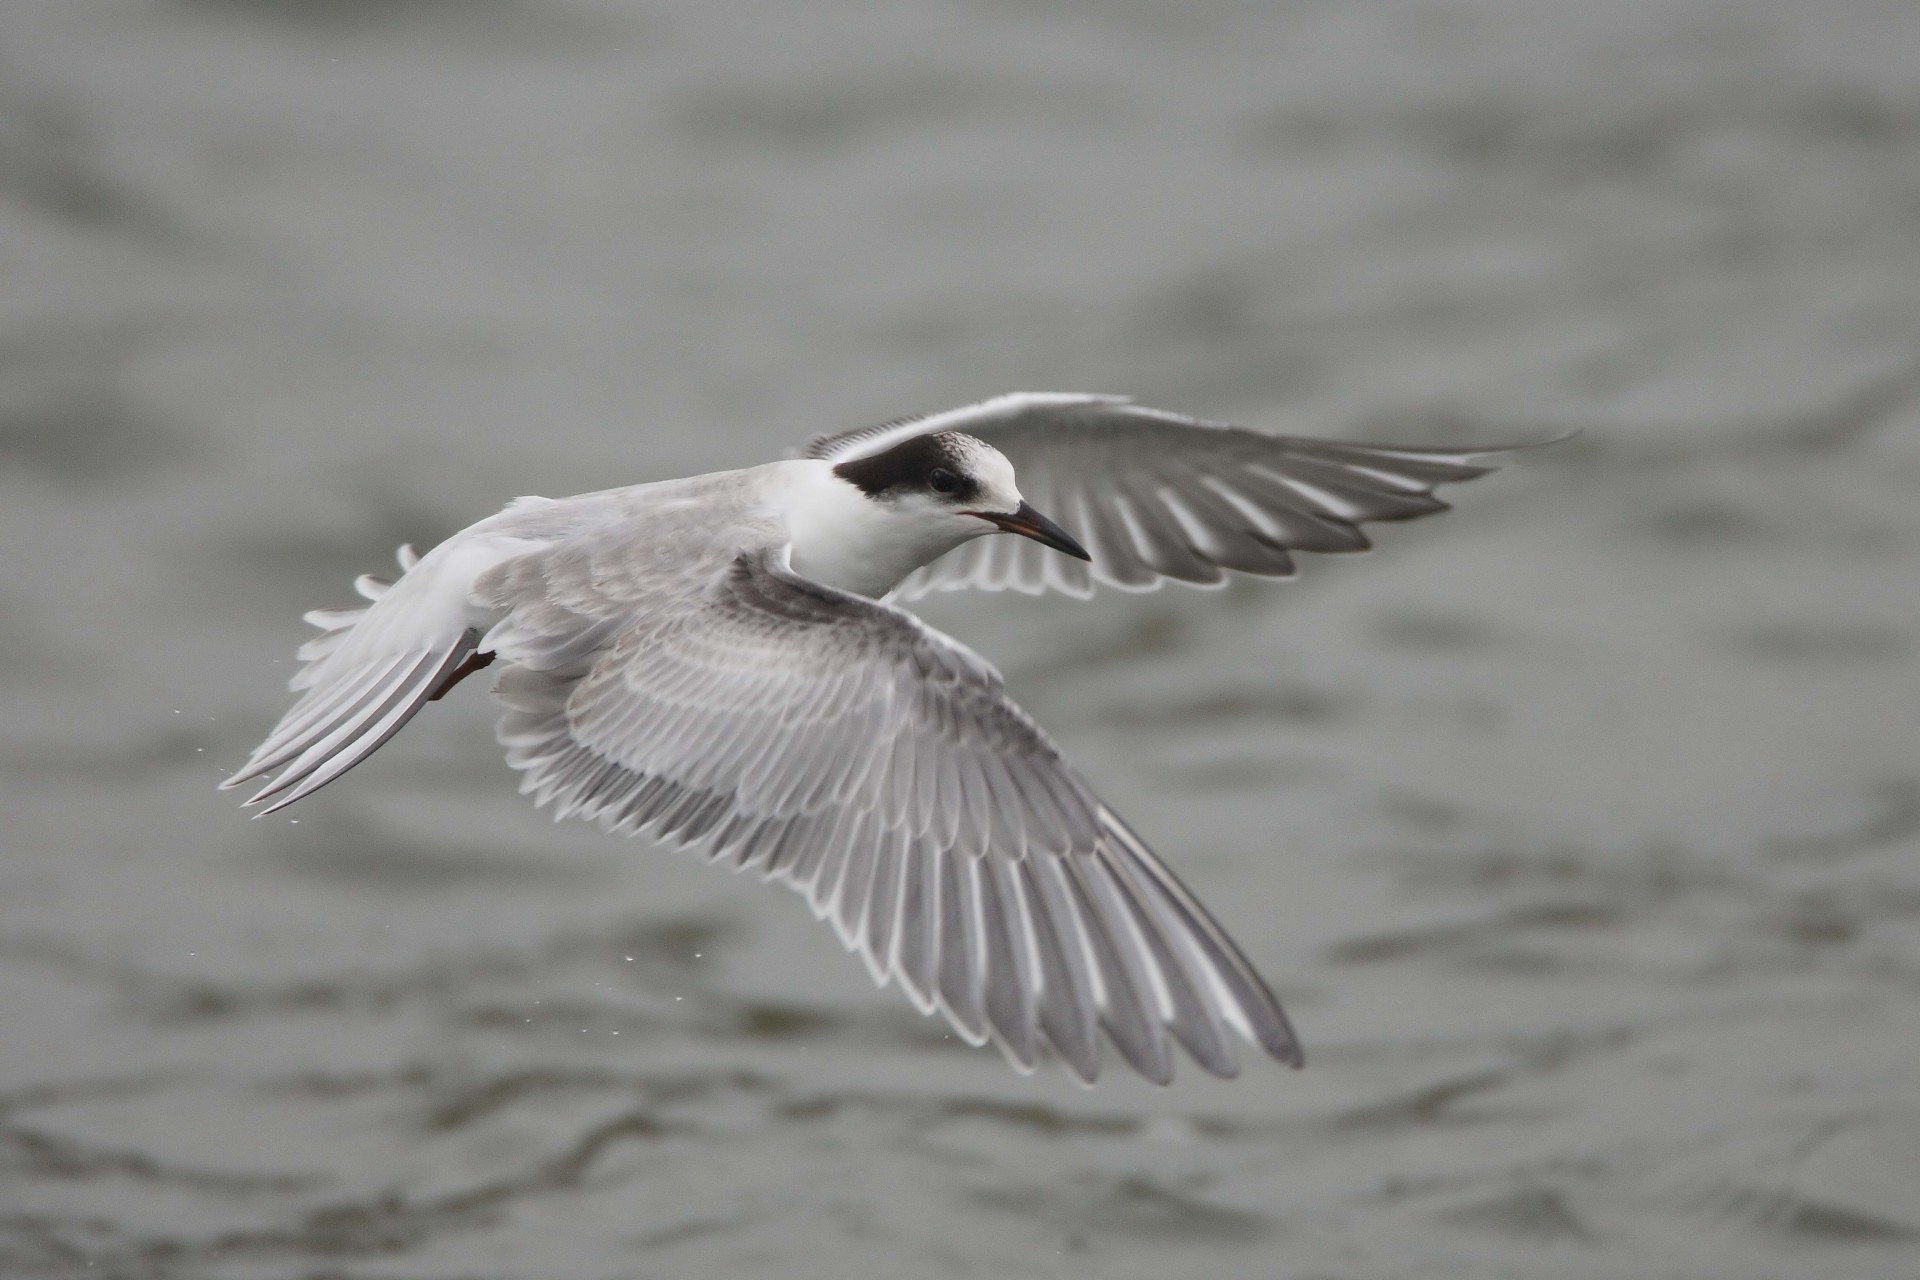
[476,548,1298,1083]
[980,856,1042,1071]
[1100,808,1302,1065]
[1021,857,1103,1080]
[935,850,989,1044]
[882,396,1530,599]
[895,847,942,1015]
[1064,854,1175,1085]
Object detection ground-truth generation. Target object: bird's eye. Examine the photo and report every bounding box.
[927,467,959,495]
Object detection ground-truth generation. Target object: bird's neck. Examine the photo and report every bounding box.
[777,461,979,598]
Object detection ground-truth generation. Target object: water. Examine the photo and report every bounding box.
[2,1,1918,1275]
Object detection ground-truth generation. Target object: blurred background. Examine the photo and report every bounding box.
[3,1,1918,1276]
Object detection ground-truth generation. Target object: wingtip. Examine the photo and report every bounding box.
[1470,425,1584,458]
[1058,1051,1102,1088]
[993,1040,1042,1076]
[1265,1025,1307,1070]
[241,773,292,808]
[248,789,300,818]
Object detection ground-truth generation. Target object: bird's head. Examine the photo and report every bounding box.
[830,431,1089,561]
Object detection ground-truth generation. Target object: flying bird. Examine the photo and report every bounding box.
[224,393,1523,1084]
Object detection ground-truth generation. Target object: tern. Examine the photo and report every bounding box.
[224,393,1524,1084]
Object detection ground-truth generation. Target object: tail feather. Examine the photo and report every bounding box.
[224,541,493,813]
[241,636,479,815]
[223,651,416,786]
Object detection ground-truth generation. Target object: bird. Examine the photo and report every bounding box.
[223,392,1527,1085]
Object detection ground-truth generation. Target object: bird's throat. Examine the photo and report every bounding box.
[781,462,980,598]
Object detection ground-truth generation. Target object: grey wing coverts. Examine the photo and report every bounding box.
[479,542,1302,1083]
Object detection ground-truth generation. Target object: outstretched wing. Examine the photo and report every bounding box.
[477,544,1302,1084]
[808,393,1520,598]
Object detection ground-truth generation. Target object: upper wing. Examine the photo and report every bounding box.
[476,544,1301,1084]
[808,393,1519,598]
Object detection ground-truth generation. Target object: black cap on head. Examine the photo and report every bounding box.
[832,432,983,504]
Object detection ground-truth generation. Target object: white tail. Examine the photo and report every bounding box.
[223,539,507,815]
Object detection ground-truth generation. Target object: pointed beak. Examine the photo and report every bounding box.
[969,500,1092,562]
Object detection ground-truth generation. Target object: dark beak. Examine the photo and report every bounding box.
[971,500,1092,561]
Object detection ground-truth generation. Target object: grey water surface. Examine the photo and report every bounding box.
[3,1,1919,1276]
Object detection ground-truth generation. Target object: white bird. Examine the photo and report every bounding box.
[224,393,1524,1084]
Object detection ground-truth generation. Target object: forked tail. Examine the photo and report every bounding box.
[222,543,487,815]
